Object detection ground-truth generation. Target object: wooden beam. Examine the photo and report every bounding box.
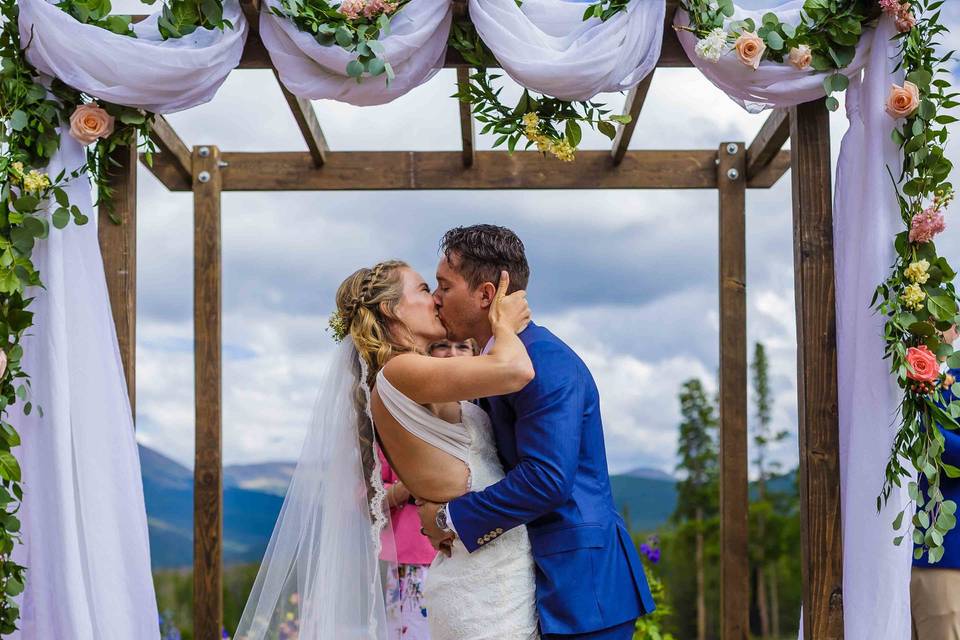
[790,101,844,640]
[456,68,475,167]
[749,149,791,188]
[147,150,727,191]
[193,145,223,640]
[99,145,137,418]
[275,74,329,167]
[611,71,655,166]
[147,115,192,188]
[717,141,749,640]
[240,0,260,32]
[747,109,790,180]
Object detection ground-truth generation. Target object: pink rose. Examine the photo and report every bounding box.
[895,9,916,33]
[69,104,115,146]
[338,0,363,20]
[788,45,812,70]
[0,350,7,380]
[906,345,940,383]
[885,81,920,119]
[734,32,766,70]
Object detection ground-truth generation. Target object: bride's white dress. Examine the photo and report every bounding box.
[376,371,540,640]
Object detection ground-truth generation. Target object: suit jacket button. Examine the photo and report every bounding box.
[496,528,503,534]
[477,538,483,545]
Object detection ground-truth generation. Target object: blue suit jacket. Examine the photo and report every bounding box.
[914,368,960,570]
[448,323,655,635]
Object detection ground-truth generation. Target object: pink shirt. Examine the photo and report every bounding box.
[378,449,437,565]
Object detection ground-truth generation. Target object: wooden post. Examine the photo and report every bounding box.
[99,144,137,417]
[789,101,844,640]
[717,141,749,640]
[193,145,223,640]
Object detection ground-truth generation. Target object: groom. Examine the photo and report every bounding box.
[418,224,655,639]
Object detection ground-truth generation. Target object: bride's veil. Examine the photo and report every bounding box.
[234,340,396,639]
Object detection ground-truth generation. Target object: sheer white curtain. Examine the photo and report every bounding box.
[12,2,249,637]
[468,0,664,101]
[676,5,911,637]
[261,0,452,105]
[8,134,160,640]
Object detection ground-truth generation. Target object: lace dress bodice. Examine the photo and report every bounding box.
[374,371,539,640]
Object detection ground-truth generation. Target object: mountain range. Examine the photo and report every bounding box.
[140,444,794,568]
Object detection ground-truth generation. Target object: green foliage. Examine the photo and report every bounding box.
[673,378,719,522]
[447,20,631,160]
[873,0,960,563]
[272,0,410,83]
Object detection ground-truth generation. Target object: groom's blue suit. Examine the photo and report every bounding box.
[448,323,655,638]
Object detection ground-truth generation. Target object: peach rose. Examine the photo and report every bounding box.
[906,345,939,383]
[69,104,115,146]
[788,45,812,70]
[885,81,920,119]
[895,11,916,33]
[734,31,766,70]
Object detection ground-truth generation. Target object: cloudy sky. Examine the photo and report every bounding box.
[119,1,960,477]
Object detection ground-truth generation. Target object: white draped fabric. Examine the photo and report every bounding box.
[677,6,911,638]
[8,135,160,640]
[468,0,664,101]
[12,2,251,636]
[261,0,452,106]
[17,0,247,113]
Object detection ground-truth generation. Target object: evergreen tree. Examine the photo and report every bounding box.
[673,378,718,640]
[750,342,789,638]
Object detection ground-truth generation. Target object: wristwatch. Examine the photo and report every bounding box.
[435,503,452,533]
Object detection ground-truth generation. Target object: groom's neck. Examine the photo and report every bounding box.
[473,324,493,350]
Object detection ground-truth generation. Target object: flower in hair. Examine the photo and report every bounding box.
[327,311,349,343]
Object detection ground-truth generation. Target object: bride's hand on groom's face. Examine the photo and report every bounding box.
[489,271,531,335]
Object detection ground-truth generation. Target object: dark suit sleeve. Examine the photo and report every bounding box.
[447,341,582,552]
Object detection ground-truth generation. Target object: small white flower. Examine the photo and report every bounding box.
[695,27,729,63]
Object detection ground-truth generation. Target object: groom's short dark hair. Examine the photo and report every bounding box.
[440,225,530,293]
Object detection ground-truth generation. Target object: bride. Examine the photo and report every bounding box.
[235,260,540,640]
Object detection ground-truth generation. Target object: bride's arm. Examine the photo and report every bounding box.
[382,272,534,404]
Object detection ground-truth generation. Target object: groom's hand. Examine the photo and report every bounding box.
[416,500,455,555]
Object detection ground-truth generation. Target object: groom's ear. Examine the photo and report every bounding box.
[477,281,498,309]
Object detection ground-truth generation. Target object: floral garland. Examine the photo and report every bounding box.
[679,0,881,111]
[271,0,411,82]
[0,0,226,631]
[448,20,631,162]
[684,0,958,562]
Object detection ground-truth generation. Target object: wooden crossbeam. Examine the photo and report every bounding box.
[275,76,329,167]
[143,149,788,192]
[747,108,790,180]
[456,68,475,167]
[611,71,655,166]
[147,115,192,187]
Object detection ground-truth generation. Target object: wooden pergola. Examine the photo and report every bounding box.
[103,2,843,638]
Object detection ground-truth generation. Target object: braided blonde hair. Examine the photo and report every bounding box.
[336,260,414,502]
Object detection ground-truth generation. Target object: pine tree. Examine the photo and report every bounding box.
[750,342,789,639]
[673,378,718,640]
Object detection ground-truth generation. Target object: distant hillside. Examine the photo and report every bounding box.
[140,445,285,569]
[141,446,798,568]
